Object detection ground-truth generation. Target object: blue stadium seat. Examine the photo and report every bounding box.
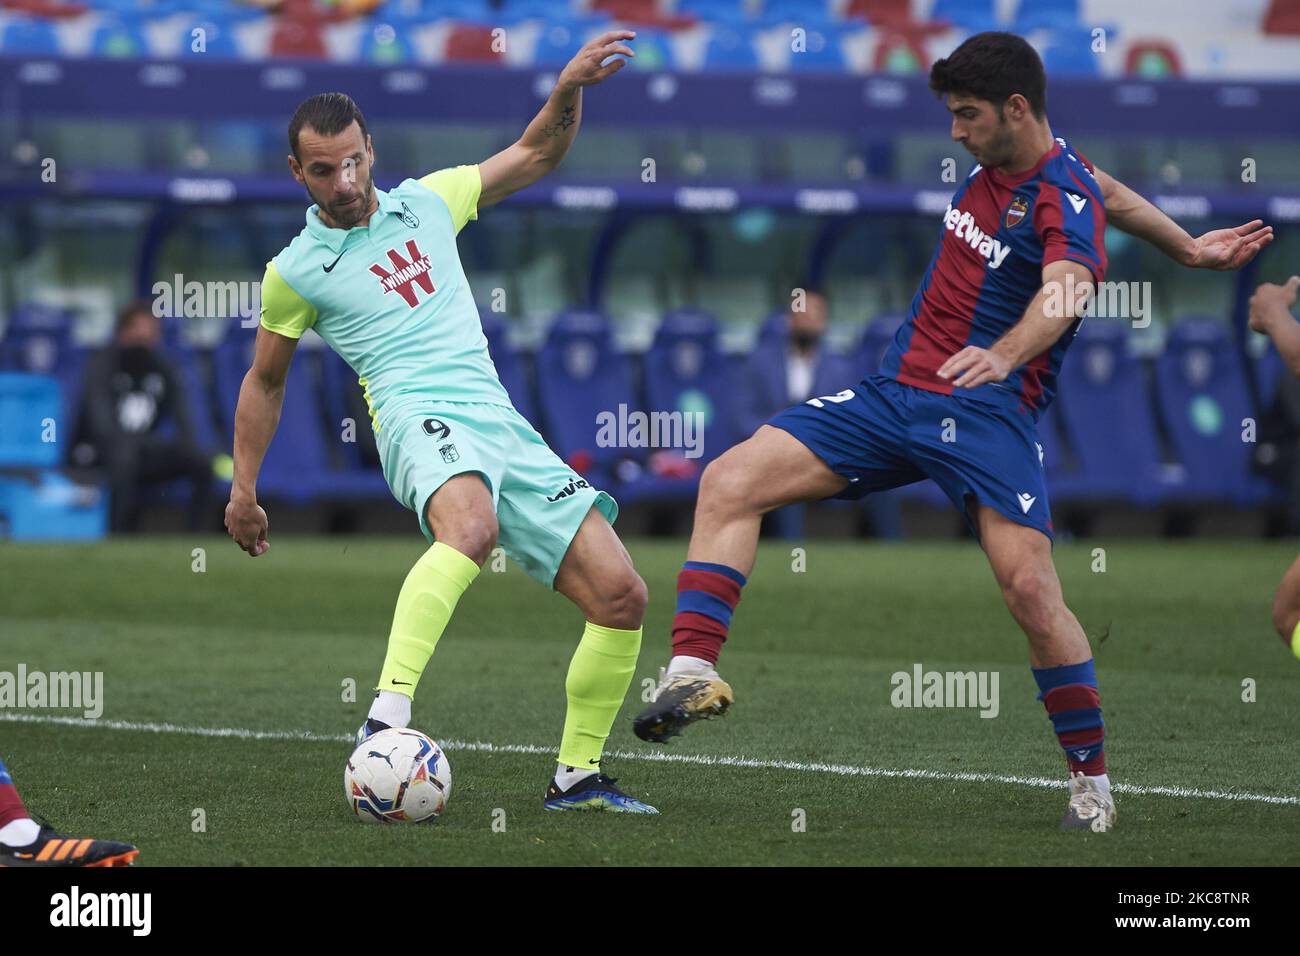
[0,18,62,56]
[1013,0,1082,33]
[785,26,846,72]
[0,306,87,451]
[213,330,387,502]
[643,308,739,464]
[534,310,637,483]
[857,312,905,375]
[1040,28,1104,76]
[1055,320,1173,505]
[478,307,537,427]
[1154,319,1259,505]
[702,26,760,71]
[90,18,151,59]
[757,0,837,29]
[929,0,1000,33]
[178,17,242,59]
[360,20,415,65]
[680,0,751,24]
[0,373,62,468]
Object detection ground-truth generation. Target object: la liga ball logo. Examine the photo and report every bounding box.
[1005,195,1029,229]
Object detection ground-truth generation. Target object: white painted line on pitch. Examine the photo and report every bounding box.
[4,711,1298,807]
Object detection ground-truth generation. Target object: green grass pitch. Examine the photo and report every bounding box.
[2,535,1298,866]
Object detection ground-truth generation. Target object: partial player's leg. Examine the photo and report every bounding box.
[487,404,657,812]
[1270,553,1300,658]
[359,471,498,742]
[0,756,138,867]
[974,504,1115,831]
[539,507,657,812]
[635,421,855,743]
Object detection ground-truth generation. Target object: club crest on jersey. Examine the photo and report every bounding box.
[1005,195,1029,229]
[399,202,420,229]
[370,239,436,308]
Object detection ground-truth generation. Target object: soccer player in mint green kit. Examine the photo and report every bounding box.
[224,31,657,813]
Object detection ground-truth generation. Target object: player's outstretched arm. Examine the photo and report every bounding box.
[1249,276,1300,375]
[476,30,635,209]
[1093,165,1273,270]
[225,325,296,557]
[938,259,1095,389]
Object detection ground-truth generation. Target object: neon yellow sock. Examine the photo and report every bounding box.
[557,622,642,771]
[376,542,480,697]
[1292,620,1300,660]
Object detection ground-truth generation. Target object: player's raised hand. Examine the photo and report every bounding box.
[225,497,270,557]
[1185,219,1274,270]
[1248,276,1300,334]
[559,30,636,89]
[937,346,1013,389]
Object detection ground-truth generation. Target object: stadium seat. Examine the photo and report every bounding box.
[785,25,847,72]
[0,17,62,55]
[857,312,905,374]
[642,308,739,465]
[534,310,638,483]
[360,20,414,64]
[178,17,242,59]
[1153,318,1260,505]
[1039,28,1105,76]
[845,0,917,30]
[90,17,151,59]
[1012,0,1082,34]
[929,0,1000,33]
[701,25,760,70]
[213,330,385,502]
[0,372,61,468]
[269,16,327,60]
[1055,319,1174,505]
[444,24,506,63]
[478,307,538,427]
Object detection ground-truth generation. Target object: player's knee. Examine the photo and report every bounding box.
[1000,564,1060,635]
[697,452,754,517]
[431,510,498,566]
[1271,594,1299,644]
[595,569,648,630]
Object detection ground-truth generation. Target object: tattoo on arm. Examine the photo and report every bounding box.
[542,105,577,138]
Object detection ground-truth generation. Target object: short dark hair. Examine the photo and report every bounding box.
[116,298,155,334]
[928,32,1047,119]
[288,92,370,161]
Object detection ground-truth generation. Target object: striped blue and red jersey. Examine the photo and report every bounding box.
[879,136,1107,416]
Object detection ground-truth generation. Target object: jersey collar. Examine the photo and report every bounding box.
[305,184,403,252]
[986,140,1061,188]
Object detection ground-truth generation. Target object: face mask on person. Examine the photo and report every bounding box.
[790,330,821,350]
[119,344,155,375]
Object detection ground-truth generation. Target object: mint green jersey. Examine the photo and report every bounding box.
[259,166,510,432]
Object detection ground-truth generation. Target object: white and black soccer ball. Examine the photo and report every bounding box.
[344,728,451,823]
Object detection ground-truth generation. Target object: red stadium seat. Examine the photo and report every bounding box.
[845,0,916,30]
[1263,0,1300,35]
[270,16,328,59]
[0,0,87,18]
[444,24,505,63]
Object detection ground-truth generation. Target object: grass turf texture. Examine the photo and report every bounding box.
[2,536,1297,866]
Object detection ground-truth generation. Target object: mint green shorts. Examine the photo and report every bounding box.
[376,402,618,589]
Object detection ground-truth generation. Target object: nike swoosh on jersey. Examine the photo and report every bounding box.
[322,250,346,273]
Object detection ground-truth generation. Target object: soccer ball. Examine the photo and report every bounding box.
[344,727,451,823]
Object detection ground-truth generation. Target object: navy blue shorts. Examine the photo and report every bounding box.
[767,374,1053,542]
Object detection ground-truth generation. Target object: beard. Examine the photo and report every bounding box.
[312,173,374,228]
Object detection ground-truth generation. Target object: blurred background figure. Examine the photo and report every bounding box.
[70,301,217,533]
[741,284,901,540]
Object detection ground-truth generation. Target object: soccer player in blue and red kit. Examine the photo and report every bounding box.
[635,32,1274,831]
